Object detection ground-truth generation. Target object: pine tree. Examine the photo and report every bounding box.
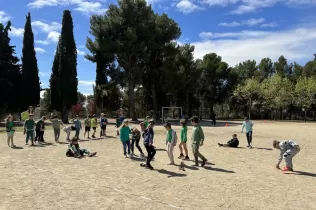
[21,12,40,109]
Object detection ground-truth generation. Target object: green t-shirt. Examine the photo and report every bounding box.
[144,120,149,129]
[24,119,35,130]
[116,118,121,127]
[181,126,187,142]
[6,121,14,132]
[191,125,204,144]
[84,118,91,127]
[120,126,131,141]
[166,129,173,143]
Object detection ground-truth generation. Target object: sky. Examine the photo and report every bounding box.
[1,0,316,96]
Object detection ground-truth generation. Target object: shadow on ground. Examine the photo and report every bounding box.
[11,146,24,149]
[157,169,187,177]
[204,166,235,173]
[285,171,316,178]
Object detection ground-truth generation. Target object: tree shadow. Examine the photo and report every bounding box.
[157,169,187,178]
[11,146,23,149]
[204,166,235,173]
[155,148,167,151]
[254,147,273,151]
[285,171,316,178]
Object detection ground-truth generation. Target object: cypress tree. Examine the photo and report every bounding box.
[49,44,62,112]
[21,12,40,109]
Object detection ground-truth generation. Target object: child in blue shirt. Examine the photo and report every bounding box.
[73,115,82,139]
[241,117,253,148]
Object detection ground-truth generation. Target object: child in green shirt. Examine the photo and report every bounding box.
[120,120,131,158]
[190,116,207,167]
[164,122,177,165]
[24,114,35,146]
[6,115,16,147]
[178,119,189,160]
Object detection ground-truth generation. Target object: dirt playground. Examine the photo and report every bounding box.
[1,120,316,210]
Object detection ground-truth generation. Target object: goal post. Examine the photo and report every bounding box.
[161,107,183,123]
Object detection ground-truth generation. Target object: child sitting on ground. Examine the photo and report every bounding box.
[273,140,300,172]
[66,137,97,158]
[63,125,76,141]
[218,134,239,148]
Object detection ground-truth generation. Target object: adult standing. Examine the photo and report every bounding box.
[241,117,254,148]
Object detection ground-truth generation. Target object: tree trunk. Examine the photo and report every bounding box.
[304,110,307,122]
[61,105,69,124]
[151,82,159,121]
[209,103,214,119]
[186,91,189,116]
[128,81,137,121]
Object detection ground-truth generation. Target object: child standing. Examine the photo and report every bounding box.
[120,120,131,158]
[179,119,189,160]
[164,122,177,165]
[24,114,35,146]
[84,115,92,139]
[6,115,16,147]
[50,116,64,142]
[131,127,145,158]
[74,115,82,139]
[143,121,156,170]
[35,117,46,144]
[100,113,108,137]
[241,117,254,148]
[66,137,97,158]
[143,116,151,130]
[63,125,76,141]
[273,140,300,172]
[218,134,239,148]
[91,114,97,138]
[190,116,207,167]
[115,116,121,136]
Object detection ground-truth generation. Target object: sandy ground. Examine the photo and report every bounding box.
[1,120,316,210]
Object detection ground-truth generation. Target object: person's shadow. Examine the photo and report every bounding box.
[254,147,273,151]
[12,146,23,149]
[204,166,235,173]
[157,169,187,178]
[285,171,316,177]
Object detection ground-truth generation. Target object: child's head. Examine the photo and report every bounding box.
[180,119,187,127]
[164,122,171,130]
[148,120,155,128]
[273,140,280,149]
[7,115,13,122]
[244,117,248,122]
[72,137,79,144]
[190,116,199,125]
[29,113,34,119]
[76,115,79,119]
[123,119,129,126]
[28,106,33,112]
[232,134,237,138]
[146,116,151,120]
[42,116,46,121]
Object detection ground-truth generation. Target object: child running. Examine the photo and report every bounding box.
[273,140,300,172]
[218,134,239,148]
[131,127,145,158]
[241,117,254,148]
[143,120,156,170]
[178,119,189,160]
[190,116,207,167]
[120,120,131,158]
[91,114,97,138]
[24,114,35,146]
[164,122,177,165]
[74,115,82,139]
[66,137,97,158]
[84,115,92,139]
[50,115,64,142]
[6,115,16,147]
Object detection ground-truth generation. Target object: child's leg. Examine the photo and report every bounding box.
[7,135,10,146]
[284,149,299,169]
[80,149,90,155]
[11,135,14,146]
[135,138,143,154]
[30,131,34,145]
[170,143,175,163]
[40,131,44,142]
[183,143,188,157]
[75,129,79,138]
[122,141,127,155]
[66,131,70,140]
[179,142,183,156]
[25,132,29,144]
[127,140,131,155]
[57,129,60,140]
[248,131,253,146]
[131,138,135,154]
[246,132,250,146]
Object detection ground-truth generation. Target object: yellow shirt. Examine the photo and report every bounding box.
[91,118,97,128]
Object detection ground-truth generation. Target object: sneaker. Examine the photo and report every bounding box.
[131,153,134,157]
[201,159,207,167]
[183,156,190,160]
[246,145,250,147]
[140,153,145,158]
[282,167,293,172]
[145,165,154,170]
[92,135,96,138]
[178,154,184,159]
[25,143,28,145]
[88,137,91,139]
[11,144,16,148]
[89,152,97,157]
[167,162,175,165]
[124,155,128,158]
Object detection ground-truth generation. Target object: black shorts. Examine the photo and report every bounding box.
[85,126,91,132]
[92,127,96,131]
[101,125,106,130]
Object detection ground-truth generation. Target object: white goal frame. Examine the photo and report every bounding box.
[161,107,183,123]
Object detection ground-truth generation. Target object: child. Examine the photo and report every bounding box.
[131,127,145,158]
[100,113,108,137]
[24,114,35,146]
[190,116,207,167]
[179,119,189,160]
[115,116,121,136]
[6,115,16,147]
[143,121,156,170]
[164,122,177,165]
[84,115,92,139]
[66,137,97,158]
[91,114,97,138]
[51,115,64,142]
[63,125,76,141]
[273,140,300,172]
[241,117,254,148]
[35,116,46,144]
[120,120,131,158]
[73,115,82,139]
[143,116,151,130]
[218,134,239,148]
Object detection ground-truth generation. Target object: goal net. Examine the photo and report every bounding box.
[161,107,183,123]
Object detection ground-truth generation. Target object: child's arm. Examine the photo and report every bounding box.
[275,150,284,169]
[199,127,205,146]
[241,122,245,133]
[183,127,187,142]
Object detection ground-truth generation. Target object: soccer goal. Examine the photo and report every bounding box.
[161,107,183,123]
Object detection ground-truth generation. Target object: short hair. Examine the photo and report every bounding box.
[146,116,151,119]
[233,134,237,138]
[72,137,79,142]
[123,119,129,124]
[180,119,187,126]
[244,117,248,121]
[273,140,280,148]
[42,116,46,120]
[190,116,199,123]
[164,122,171,128]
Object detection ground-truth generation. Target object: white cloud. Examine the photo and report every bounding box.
[219,18,265,27]
[194,27,316,66]
[35,40,50,45]
[261,22,278,28]
[32,21,61,33]
[0,11,10,23]
[176,0,202,14]
[35,47,46,54]
[27,0,107,15]
[9,27,24,37]
[79,80,95,86]
[77,49,85,56]
[39,72,50,76]
[40,90,46,98]
[47,31,60,43]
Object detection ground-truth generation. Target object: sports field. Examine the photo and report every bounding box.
[1,120,316,210]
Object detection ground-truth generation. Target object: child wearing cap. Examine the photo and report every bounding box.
[164,122,177,165]
[179,119,189,160]
[120,120,131,158]
[190,116,207,167]
[24,114,36,145]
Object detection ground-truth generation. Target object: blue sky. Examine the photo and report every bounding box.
[1,0,316,96]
